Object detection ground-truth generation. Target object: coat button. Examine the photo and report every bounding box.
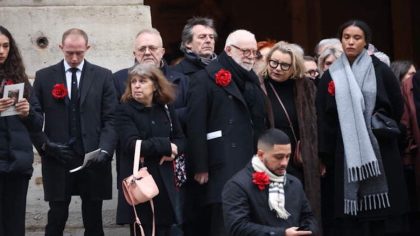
[228,119,233,124]
[228,95,233,99]
[151,121,155,125]
[231,143,236,148]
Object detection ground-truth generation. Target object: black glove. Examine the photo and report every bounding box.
[43,140,75,165]
[85,150,110,168]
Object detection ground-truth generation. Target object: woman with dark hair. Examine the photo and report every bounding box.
[115,64,185,236]
[262,41,321,227]
[317,20,410,235]
[391,60,416,83]
[0,26,43,236]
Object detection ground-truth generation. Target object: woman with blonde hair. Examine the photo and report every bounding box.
[116,64,185,236]
[262,41,321,226]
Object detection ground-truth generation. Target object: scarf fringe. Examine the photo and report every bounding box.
[344,192,390,215]
[347,160,381,182]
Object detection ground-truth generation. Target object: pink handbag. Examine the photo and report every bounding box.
[122,140,159,236]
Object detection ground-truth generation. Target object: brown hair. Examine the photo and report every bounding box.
[121,64,176,104]
[62,28,88,45]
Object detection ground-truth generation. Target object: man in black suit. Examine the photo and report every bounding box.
[222,128,318,236]
[186,29,269,236]
[32,28,117,236]
[172,17,218,76]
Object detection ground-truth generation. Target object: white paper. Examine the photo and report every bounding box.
[1,83,24,117]
[207,130,222,140]
[69,149,101,173]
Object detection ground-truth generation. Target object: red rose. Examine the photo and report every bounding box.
[5,79,14,85]
[215,69,231,87]
[328,80,335,96]
[252,171,270,191]
[51,83,68,100]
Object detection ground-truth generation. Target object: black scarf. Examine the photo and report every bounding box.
[412,73,420,127]
[217,52,269,142]
[184,50,217,68]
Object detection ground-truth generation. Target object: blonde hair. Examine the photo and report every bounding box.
[121,64,176,104]
[265,41,306,79]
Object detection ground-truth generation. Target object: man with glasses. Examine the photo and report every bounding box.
[187,29,269,236]
[172,17,218,76]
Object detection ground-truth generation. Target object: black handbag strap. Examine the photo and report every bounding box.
[268,81,298,143]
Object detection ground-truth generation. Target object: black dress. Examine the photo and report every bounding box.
[265,77,303,181]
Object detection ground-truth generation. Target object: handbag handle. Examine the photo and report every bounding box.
[131,139,156,236]
[133,140,142,175]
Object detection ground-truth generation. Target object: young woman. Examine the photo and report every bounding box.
[0,26,43,236]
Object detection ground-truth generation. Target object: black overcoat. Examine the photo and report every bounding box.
[222,163,319,236]
[186,60,257,204]
[317,56,409,220]
[32,60,117,201]
[115,100,185,226]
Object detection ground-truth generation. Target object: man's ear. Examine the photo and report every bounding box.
[225,46,232,56]
[257,149,264,161]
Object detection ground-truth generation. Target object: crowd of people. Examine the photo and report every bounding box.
[0,16,419,236]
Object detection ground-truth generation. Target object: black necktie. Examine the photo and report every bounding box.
[70,67,78,100]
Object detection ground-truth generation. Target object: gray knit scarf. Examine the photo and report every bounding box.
[329,49,390,215]
[252,156,290,219]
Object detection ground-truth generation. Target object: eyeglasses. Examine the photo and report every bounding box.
[136,45,161,54]
[268,60,292,71]
[230,45,258,58]
[305,69,320,77]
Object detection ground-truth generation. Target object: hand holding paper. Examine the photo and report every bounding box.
[69,149,101,173]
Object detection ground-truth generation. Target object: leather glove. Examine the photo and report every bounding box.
[85,150,110,168]
[43,140,75,165]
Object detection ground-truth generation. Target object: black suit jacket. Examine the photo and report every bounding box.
[222,163,319,236]
[33,60,117,201]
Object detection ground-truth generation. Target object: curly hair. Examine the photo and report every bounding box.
[0,26,30,97]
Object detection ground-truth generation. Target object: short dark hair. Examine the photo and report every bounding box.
[180,17,217,52]
[62,28,89,45]
[258,128,290,150]
[337,20,372,48]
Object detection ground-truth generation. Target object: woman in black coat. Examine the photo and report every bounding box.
[262,41,321,224]
[317,20,409,236]
[0,26,43,236]
[115,64,185,236]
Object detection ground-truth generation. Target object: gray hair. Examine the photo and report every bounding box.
[180,17,217,52]
[317,47,342,72]
[135,28,163,47]
[224,29,255,47]
[315,38,341,57]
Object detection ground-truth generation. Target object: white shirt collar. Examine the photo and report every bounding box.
[63,60,85,72]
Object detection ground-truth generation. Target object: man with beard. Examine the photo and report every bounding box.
[222,128,318,236]
[172,17,218,76]
[187,29,270,236]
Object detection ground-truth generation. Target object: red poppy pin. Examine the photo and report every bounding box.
[252,171,270,191]
[328,80,335,96]
[51,83,68,100]
[5,79,14,85]
[215,69,232,87]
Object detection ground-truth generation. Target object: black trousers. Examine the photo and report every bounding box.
[0,174,30,236]
[45,198,104,236]
[45,170,104,236]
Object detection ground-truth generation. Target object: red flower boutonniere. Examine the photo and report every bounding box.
[5,79,14,85]
[51,83,68,100]
[328,80,335,96]
[215,69,231,87]
[252,171,270,191]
